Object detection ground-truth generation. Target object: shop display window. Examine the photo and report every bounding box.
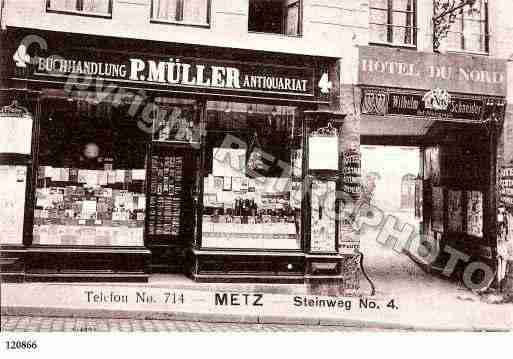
[201,101,303,250]
[33,93,149,247]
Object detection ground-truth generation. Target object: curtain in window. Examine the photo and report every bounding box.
[49,0,110,13]
[154,0,181,20]
[82,0,110,13]
[154,0,208,23]
[462,0,485,52]
[369,0,390,43]
[285,0,300,36]
[446,0,487,52]
[48,0,79,11]
[182,0,208,24]
[392,0,413,44]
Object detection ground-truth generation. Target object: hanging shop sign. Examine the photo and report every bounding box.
[358,46,507,97]
[11,35,329,101]
[361,88,488,122]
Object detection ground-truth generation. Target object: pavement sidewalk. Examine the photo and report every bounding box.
[1,273,512,331]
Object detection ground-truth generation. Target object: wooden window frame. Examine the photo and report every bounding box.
[150,0,211,28]
[45,0,113,19]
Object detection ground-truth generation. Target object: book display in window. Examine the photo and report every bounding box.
[33,165,146,246]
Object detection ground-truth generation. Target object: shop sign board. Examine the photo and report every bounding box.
[12,35,328,101]
[361,88,486,122]
[358,46,507,97]
[387,92,483,121]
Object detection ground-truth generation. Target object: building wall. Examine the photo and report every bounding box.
[3,0,513,288]
[1,0,367,58]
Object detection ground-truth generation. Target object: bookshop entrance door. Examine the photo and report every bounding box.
[145,100,202,273]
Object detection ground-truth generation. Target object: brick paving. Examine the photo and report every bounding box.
[1,315,383,332]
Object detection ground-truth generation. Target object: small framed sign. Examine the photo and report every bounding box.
[0,101,33,155]
[308,123,338,171]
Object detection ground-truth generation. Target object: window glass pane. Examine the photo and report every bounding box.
[392,11,413,44]
[82,0,110,13]
[464,31,485,52]
[370,0,388,9]
[370,9,387,25]
[446,30,462,50]
[370,23,388,43]
[154,0,181,20]
[48,0,79,11]
[393,0,412,11]
[182,0,209,24]
[202,101,302,250]
[285,1,300,36]
[33,94,148,247]
[49,0,110,13]
[248,0,300,36]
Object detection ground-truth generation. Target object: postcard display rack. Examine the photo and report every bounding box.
[146,103,201,270]
[303,111,347,280]
[423,142,489,265]
[0,98,33,280]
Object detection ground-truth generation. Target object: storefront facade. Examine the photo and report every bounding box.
[1,28,361,287]
[357,45,508,287]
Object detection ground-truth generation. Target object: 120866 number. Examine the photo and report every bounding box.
[5,340,38,350]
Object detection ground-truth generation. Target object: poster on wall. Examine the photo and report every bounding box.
[0,102,33,155]
[424,147,440,184]
[497,167,513,262]
[0,165,27,245]
[432,186,444,233]
[414,178,423,219]
[310,180,336,253]
[447,190,463,232]
[466,191,483,238]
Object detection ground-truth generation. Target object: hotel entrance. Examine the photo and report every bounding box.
[356,46,506,291]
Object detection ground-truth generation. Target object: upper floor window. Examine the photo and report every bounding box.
[248,0,302,36]
[446,0,489,53]
[46,0,112,16]
[152,0,210,26]
[369,0,417,47]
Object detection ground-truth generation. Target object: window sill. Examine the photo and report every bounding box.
[46,8,112,19]
[150,18,210,28]
[444,49,489,57]
[248,31,302,38]
[369,41,417,50]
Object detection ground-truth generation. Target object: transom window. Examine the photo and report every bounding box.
[46,0,112,16]
[446,0,489,53]
[151,0,210,26]
[369,0,417,47]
